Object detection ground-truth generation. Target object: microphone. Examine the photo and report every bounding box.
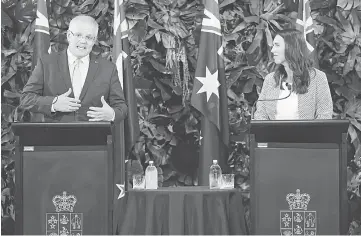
[251,82,292,119]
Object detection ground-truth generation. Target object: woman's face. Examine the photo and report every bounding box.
[271,35,286,65]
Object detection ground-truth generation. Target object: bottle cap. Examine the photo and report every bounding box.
[149,161,153,164]
[213,160,217,164]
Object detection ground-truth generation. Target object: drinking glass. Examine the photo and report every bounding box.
[221,174,235,189]
[133,174,145,189]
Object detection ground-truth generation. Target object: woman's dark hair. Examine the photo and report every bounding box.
[273,28,315,94]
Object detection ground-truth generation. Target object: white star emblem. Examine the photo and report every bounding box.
[116,184,125,199]
[195,66,220,102]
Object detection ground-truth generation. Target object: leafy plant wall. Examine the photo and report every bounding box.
[1,0,361,234]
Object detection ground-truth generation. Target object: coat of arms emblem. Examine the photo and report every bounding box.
[46,191,83,236]
[280,189,317,235]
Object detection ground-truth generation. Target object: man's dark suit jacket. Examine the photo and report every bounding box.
[20,49,128,123]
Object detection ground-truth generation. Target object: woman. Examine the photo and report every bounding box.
[253,29,333,120]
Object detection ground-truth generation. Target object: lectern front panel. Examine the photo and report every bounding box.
[22,147,109,235]
[254,146,339,235]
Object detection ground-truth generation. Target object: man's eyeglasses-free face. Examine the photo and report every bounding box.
[68,31,96,42]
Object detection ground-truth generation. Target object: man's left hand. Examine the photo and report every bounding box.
[87,96,115,121]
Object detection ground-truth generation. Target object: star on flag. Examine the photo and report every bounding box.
[199,130,203,145]
[195,66,220,102]
[116,184,125,199]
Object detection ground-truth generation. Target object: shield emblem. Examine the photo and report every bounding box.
[46,213,83,235]
[280,189,317,235]
[46,191,83,235]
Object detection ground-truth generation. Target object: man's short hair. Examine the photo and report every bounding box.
[68,15,99,34]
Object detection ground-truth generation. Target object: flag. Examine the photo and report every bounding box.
[33,0,51,70]
[112,0,140,233]
[31,0,50,121]
[113,0,139,155]
[295,0,319,68]
[191,0,229,185]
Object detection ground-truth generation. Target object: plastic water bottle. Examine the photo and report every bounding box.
[145,161,158,189]
[209,160,222,189]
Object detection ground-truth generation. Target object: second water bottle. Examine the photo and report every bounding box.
[145,161,158,189]
[209,160,222,189]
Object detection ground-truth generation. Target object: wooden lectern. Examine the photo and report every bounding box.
[249,120,349,235]
[13,122,116,235]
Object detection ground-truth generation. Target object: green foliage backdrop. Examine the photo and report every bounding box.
[1,0,361,234]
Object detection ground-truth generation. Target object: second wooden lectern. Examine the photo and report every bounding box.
[13,122,117,235]
[249,120,349,235]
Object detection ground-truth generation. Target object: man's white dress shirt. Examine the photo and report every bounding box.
[67,49,90,99]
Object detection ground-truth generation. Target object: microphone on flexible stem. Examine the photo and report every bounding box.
[246,82,292,150]
[245,83,293,167]
[251,82,292,120]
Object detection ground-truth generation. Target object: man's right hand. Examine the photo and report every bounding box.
[53,88,81,112]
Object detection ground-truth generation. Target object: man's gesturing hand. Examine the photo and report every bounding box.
[87,96,115,121]
[53,88,81,112]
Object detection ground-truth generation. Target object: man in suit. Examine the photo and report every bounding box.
[20,15,128,123]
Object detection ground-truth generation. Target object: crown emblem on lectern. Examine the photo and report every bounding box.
[281,189,316,235]
[286,189,310,210]
[52,191,77,212]
[47,191,83,235]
